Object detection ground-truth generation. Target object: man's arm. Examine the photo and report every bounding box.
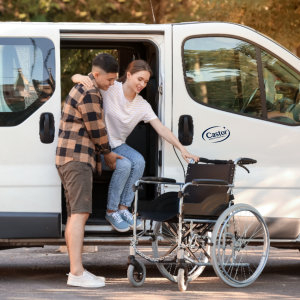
[78,91,111,154]
[78,91,122,169]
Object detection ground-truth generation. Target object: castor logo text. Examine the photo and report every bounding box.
[202,126,230,143]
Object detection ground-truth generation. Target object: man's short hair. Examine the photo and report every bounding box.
[92,53,119,73]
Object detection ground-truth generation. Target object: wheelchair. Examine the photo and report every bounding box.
[127,157,270,291]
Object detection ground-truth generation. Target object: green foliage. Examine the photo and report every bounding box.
[0,0,299,52]
[60,48,118,102]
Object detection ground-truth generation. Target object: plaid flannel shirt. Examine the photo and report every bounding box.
[56,73,111,173]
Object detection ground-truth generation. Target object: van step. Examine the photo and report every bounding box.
[62,224,130,232]
[0,236,152,247]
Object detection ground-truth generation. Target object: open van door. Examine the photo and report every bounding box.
[171,23,300,239]
[0,24,61,238]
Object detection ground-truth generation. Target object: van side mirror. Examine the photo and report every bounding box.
[178,115,194,146]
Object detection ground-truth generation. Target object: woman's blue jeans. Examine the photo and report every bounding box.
[101,143,145,211]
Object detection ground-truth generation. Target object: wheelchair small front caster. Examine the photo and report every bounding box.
[127,258,146,287]
[177,268,188,291]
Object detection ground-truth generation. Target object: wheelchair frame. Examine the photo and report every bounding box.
[127,157,270,291]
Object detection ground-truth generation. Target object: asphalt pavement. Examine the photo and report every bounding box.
[0,245,299,299]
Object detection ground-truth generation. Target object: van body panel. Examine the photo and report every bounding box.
[0,25,61,237]
[169,23,300,240]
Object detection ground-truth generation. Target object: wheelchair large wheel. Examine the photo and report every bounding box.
[152,221,210,283]
[211,203,270,287]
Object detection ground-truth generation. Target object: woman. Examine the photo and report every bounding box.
[72,60,199,232]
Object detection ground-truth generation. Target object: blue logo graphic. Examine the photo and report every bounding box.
[202,126,230,143]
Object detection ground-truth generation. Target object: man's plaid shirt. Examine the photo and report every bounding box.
[56,73,111,172]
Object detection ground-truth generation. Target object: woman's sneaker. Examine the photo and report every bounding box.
[118,209,142,229]
[67,270,105,288]
[105,211,130,232]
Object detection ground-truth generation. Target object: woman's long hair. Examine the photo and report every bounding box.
[118,60,152,83]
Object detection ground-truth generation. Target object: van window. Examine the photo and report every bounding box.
[262,50,300,125]
[183,36,300,125]
[183,37,261,117]
[0,38,55,126]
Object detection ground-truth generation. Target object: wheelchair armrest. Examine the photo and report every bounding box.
[191,179,229,186]
[141,176,176,183]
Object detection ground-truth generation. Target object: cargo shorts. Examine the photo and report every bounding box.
[57,161,93,217]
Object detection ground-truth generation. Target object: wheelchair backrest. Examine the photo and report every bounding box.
[183,163,235,217]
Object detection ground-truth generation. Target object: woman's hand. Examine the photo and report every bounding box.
[71,74,93,88]
[180,149,199,164]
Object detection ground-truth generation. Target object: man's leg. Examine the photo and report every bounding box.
[65,211,105,288]
[58,162,93,273]
[65,213,89,275]
[64,216,70,254]
[58,162,105,287]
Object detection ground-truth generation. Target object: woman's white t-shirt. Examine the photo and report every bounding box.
[101,81,158,149]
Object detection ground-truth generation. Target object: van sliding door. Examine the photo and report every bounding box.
[0,24,61,238]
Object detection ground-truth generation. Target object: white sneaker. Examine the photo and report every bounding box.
[67,270,105,288]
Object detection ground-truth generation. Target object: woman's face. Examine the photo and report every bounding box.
[127,70,150,94]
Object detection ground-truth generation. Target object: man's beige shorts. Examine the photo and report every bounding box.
[57,161,93,217]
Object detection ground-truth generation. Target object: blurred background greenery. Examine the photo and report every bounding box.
[0,0,299,55]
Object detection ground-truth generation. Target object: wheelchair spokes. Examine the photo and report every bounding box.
[211,203,270,287]
[152,221,211,283]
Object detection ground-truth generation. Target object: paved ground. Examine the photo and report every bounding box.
[0,245,299,299]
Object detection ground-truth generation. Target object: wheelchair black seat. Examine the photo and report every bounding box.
[137,192,179,222]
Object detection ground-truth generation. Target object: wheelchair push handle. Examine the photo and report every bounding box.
[235,157,257,173]
[236,157,257,165]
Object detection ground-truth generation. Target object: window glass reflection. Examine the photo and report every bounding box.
[183,37,261,117]
[0,38,55,126]
[262,51,300,125]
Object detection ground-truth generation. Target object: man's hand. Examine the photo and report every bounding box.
[104,152,123,170]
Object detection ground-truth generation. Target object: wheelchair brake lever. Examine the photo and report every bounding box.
[239,164,250,173]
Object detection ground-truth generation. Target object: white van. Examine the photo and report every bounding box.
[0,22,299,249]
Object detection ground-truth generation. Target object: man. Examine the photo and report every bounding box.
[56,53,121,288]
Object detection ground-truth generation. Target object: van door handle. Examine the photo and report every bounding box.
[39,112,55,144]
[178,115,194,146]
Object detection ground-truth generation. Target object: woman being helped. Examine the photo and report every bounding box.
[72,60,199,232]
